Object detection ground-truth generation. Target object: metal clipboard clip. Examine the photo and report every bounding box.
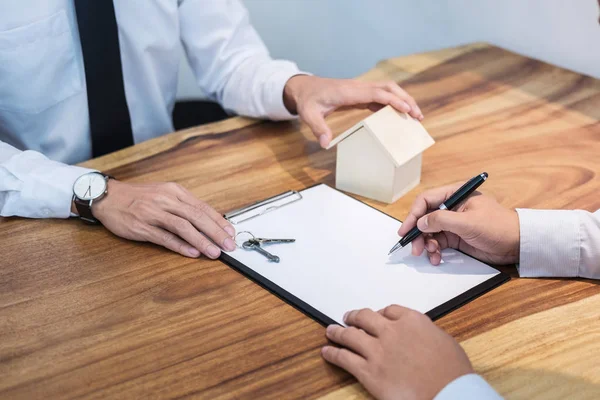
[224,190,303,225]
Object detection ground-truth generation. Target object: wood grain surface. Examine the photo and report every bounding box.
[1,43,599,399]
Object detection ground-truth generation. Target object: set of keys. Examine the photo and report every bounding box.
[236,232,295,263]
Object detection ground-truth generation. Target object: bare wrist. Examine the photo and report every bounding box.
[283,74,311,114]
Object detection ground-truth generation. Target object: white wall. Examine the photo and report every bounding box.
[176,0,600,99]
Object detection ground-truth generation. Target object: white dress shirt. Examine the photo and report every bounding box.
[434,207,600,399]
[517,208,600,278]
[434,374,503,400]
[0,0,300,218]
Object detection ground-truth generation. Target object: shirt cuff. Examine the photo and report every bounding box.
[516,209,580,278]
[435,374,503,400]
[261,60,310,121]
[2,150,95,219]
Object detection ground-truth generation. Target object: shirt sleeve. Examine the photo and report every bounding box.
[178,0,307,121]
[0,141,94,219]
[434,374,503,400]
[516,208,600,279]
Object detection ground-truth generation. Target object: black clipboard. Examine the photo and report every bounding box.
[220,184,510,326]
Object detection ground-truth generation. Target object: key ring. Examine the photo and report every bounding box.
[234,231,255,248]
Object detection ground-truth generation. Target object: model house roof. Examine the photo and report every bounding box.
[326,106,435,167]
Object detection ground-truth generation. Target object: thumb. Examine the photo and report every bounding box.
[300,106,332,148]
[417,210,470,236]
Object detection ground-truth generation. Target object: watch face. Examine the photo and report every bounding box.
[73,173,107,200]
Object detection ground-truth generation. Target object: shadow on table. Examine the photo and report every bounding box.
[263,120,336,188]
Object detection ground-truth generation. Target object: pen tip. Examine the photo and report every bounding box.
[388,242,403,255]
[482,172,488,179]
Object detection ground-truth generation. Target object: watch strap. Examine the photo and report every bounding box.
[74,196,98,224]
[73,173,113,224]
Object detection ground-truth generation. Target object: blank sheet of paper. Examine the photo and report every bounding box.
[222,184,505,325]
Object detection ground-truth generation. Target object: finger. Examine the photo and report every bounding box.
[321,345,368,379]
[343,308,387,337]
[159,213,223,259]
[424,237,440,253]
[424,236,442,266]
[378,304,412,321]
[326,325,376,357]
[168,202,235,252]
[334,85,411,114]
[175,187,236,237]
[379,81,424,120]
[417,210,471,237]
[428,249,442,266]
[144,225,201,258]
[432,232,451,250]
[427,232,462,266]
[367,87,412,114]
[411,235,425,256]
[398,213,417,237]
[300,104,333,148]
[408,184,464,222]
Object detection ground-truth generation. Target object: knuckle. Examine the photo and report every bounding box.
[195,237,212,252]
[130,218,145,234]
[177,218,193,232]
[161,231,175,246]
[152,194,171,207]
[197,201,213,214]
[383,305,395,318]
[354,309,369,324]
[337,349,351,364]
[384,80,397,90]
[163,182,180,193]
[191,207,207,223]
[329,347,341,363]
[405,309,423,322]
[339,326,356,343]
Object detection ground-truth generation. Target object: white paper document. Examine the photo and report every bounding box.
[223,184,505,325]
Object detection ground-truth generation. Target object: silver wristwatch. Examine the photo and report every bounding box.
[72,172,111,223]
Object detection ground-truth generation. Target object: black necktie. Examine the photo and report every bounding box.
[74,0,134,158]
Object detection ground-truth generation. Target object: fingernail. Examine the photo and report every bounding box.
[224,225,235,237]
[343,311,349,322]
[319,134,328,148]
[188,247,200,257]
[419,215,429,229]
[321,346,330,356]
[207,245,221,259]
[223,238,236,252]
[326,325,336,335]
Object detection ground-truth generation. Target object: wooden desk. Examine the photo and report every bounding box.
[1,43,600,399]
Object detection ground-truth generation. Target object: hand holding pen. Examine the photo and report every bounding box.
[391,173,521,266]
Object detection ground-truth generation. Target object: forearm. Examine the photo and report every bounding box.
[516,209,600,279]
[179,0,304,120]
[0,141,93,218]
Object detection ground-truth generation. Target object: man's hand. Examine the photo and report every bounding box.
[91,180,236,258]
[322,306,473,400]
[398,184,520,265]
[283,75,424,148]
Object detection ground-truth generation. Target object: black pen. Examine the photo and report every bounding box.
[388,172,488,255]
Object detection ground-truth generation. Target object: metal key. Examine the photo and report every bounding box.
[249,238,295,245]
[242,240,280,263]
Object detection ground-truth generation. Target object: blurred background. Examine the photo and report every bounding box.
[176,0,600,99]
